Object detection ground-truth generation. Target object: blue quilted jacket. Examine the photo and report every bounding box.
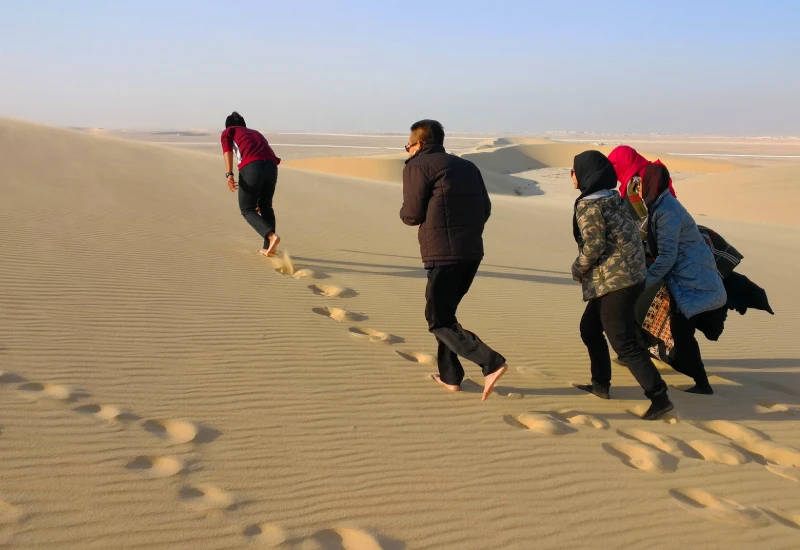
[646,192,727,318]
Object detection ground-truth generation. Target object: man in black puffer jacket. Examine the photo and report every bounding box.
[400,119,507,400]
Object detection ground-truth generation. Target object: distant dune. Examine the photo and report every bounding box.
[286,140,744,201]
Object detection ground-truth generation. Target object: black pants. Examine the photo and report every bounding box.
[425,261,506,386]
[580,283,667,399]
[669,304,720,385]
[238,159,278,248]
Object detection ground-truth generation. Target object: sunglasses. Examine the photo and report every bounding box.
[405,141,419,153]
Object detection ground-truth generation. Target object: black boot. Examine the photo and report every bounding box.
[572,382,610,400]
[642,394,674,420]
[684,377,714,395]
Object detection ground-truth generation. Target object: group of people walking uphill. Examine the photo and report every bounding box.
[220,113,773,421]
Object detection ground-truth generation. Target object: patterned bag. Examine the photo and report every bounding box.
[641,284,674,359]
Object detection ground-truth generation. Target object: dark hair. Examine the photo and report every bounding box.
[410,119,445,145]
[225,111,246,128]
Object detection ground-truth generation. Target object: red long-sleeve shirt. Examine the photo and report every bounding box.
[220,126,281,170]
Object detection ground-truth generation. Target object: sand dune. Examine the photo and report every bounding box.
[1,118,800,549]
[675,164,800,227]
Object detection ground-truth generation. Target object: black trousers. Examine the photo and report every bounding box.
[425,261,506,386]
[580,283,667,399]
[669,304,718,385]
[238,159,278,248]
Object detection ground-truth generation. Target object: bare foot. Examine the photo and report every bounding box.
[482,364,508,401]
[431,374,460,393]
[264,233,281,257]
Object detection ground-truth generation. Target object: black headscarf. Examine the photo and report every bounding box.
[642,163,673,257]
[642,163,672,210]
[572,150,618,244]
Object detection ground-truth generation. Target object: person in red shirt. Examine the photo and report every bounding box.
[221,111,282,256]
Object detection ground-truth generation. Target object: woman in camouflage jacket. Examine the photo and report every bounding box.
[570,151,672,421]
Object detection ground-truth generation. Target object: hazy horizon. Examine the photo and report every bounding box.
[2,1,798,136]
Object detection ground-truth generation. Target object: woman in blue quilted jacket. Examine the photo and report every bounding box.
[642,163,727,395]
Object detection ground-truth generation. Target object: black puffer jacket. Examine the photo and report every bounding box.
[400,144,491,265]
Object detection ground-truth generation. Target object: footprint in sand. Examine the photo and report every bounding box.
[243,523,290,547]
[759,506,800,530]
[178,486,236,511]
[669,488,770,528]
[348,328,404,345]
[292,269,329,280]
[310,528,387,550]
[268,253,296,275]
[126,455,185,478]
[603,440,679,473]
[740,440,800,468]
[618,428,692,457]
[507,412,577,436]
[766,465,800,483]
[142,419,200,444]
[627,403,679,424]
[755,401,798,416]
[75,404,138,422]
[395,350,437,366]
[0,371,25,385]
[694,419,766,444]
[695,419,800,467]
[555,409,609,429]
[0,500,24,544]
[17,382,77,401]
[309,284,358,298]
[686,440,750,466]
[312,306,368,323]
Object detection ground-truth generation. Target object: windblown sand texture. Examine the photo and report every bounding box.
[1,118,800,549]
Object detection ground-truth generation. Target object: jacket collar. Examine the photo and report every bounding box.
[651,188,672,210]
[405,143,446,164]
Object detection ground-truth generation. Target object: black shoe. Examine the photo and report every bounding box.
[572,382,610,400]
[642,396,675,421]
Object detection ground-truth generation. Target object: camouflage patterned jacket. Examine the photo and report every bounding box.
[572,190,647,301]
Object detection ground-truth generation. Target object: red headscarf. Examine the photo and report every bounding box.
[608,145,676,199]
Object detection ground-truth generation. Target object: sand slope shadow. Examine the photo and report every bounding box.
[759,507,800,530]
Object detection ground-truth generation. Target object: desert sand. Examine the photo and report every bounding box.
[1,118,800,549]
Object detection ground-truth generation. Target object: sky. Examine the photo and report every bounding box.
[1,1,798,135]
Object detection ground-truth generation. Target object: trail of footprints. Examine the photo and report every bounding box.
[275,250,800,534]
[0,249,408,547]
[1,367,395,547]
[4,250,799,543]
